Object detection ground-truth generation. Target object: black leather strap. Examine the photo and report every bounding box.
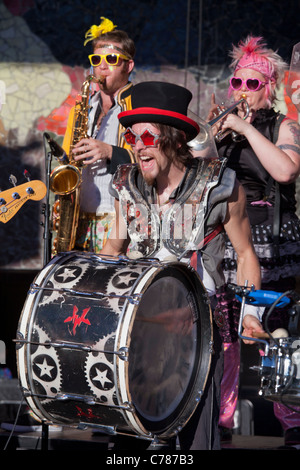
[264,113,285,257]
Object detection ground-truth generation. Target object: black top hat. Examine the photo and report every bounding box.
[118,81,200,141]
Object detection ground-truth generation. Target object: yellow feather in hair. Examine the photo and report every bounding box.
[84,17,117,45]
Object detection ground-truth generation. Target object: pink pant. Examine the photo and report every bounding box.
[219,342,240,429]
[274,403,300,431]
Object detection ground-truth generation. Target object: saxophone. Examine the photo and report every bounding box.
[50,75,104,255]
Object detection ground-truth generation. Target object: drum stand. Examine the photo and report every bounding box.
[41,422,49,450]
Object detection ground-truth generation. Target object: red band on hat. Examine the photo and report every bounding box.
[118,107,200,131]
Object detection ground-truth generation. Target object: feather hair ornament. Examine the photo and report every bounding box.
[84,17,117,46]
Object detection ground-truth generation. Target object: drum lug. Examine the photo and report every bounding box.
[14,331,24,350]
[123,401,135,413]
[128,293,142,305]
[195,390,204,403]
[117,347,129,361]
[151,435,166,446]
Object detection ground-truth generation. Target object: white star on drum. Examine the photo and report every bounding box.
[55,267,79,282]
[92,366,113,388]
[35,357,55,378]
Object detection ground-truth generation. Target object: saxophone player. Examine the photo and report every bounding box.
[62,17,136,253]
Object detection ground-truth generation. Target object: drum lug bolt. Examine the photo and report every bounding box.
[117,347,129,361]
[14,331,25,350]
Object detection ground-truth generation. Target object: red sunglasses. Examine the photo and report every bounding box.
[230,76,267,92]
[122,128,160,147]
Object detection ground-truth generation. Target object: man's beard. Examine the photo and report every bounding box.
[138,163,155,187]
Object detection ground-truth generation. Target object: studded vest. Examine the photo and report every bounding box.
[112,158,235,267]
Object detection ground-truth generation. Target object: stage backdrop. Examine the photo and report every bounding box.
[0,0,298,270]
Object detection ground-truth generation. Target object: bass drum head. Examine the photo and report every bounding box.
[126,262,212,438]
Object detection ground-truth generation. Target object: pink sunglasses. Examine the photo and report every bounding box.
[230,76,267,92]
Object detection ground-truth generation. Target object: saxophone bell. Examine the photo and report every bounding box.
[50,164,81,195]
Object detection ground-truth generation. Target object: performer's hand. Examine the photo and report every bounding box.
[72,138,113,164]
[242,314,265,344]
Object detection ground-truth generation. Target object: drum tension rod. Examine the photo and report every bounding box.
[97,254,163,267]
[22,388,134,412]
[29,283,142,305]
[14,335,129,360]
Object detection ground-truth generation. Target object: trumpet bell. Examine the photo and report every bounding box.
[187,110,219,158]
[188,123,214,150]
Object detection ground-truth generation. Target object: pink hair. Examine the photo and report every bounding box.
[228,36,288,106]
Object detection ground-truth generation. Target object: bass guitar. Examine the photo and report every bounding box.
[0,180,47,223]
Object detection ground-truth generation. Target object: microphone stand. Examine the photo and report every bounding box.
[42,132,69,266]
[39,133,56,450]
[42,134,53,266]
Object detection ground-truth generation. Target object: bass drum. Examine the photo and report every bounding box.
[16,252,212,441]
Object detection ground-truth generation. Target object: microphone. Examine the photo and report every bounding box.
[44,133,69,164]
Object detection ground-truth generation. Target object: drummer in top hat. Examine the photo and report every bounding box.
[101,81,263,450]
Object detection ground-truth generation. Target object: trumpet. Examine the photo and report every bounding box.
[188,97,250,152]
[209,97,249,142]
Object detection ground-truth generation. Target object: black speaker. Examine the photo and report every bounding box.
[0,378,23,423]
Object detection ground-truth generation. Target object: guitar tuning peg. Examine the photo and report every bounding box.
[24,170,31,181]
[9,174,17,187]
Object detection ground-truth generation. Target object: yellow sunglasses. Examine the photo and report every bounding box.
[88,53,129,67]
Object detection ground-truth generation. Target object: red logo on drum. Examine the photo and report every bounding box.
[64,305,91,335]
[75,406,101,421]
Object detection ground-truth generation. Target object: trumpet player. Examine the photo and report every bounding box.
[62,17,136,253]
[209,36,300,446]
